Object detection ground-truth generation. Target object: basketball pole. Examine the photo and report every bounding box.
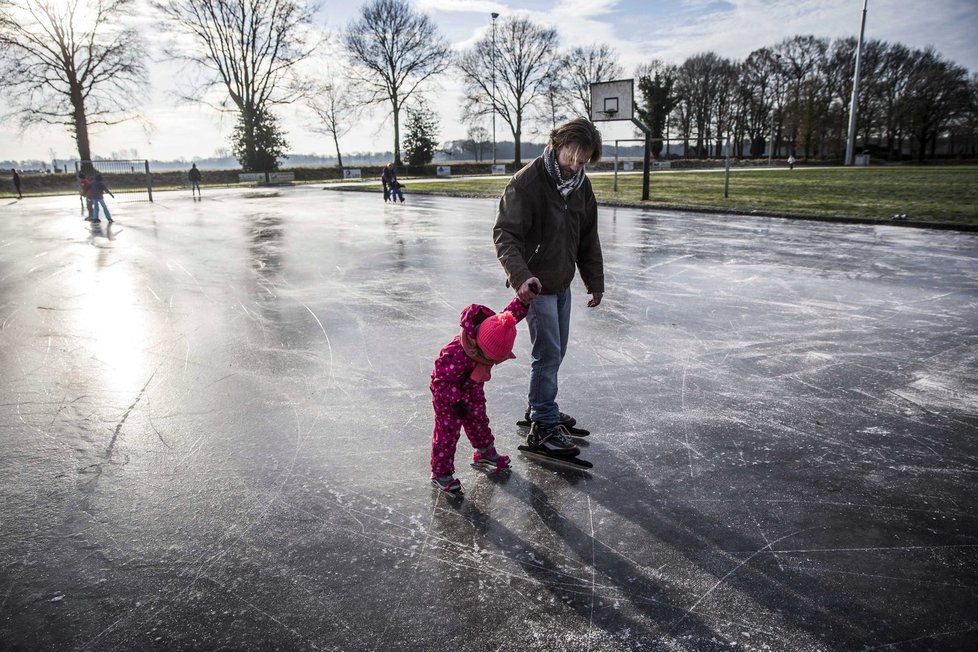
[631,118,652,201]
[590,79,649,200]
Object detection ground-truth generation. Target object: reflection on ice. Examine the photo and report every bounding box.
[0,188,976,651]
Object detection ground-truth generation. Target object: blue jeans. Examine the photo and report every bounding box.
[92,197,111,220]
[526,288,571,424]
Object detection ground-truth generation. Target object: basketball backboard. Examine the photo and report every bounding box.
[590,79,634,122]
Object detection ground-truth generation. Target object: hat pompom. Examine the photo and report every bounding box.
[495,311,515,328]
[477,311,518,362]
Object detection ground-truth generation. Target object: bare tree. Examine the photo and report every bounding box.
[774,35,829,159]
[900,48,969,162]
[153,0,319,170]
[457,16,559,168]
[537,74,573,132]
[306,73,360,169]
[673,52,734,157]
[566,44,623,117]
[344,0,451,166]
[468,125,490,162]
[0,0,147,162]
[636,60,678,157]
[734,48,778,157]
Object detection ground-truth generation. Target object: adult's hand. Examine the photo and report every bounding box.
[518,277,542,304]
[587,292,603,308]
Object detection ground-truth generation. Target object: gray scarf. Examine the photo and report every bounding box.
[543,146,585,199]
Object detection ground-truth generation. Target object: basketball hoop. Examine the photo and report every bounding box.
[590,79,633,123]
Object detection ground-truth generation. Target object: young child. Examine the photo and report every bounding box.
[429,289,537,495]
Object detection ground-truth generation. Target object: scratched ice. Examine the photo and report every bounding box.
[1,187,977,650]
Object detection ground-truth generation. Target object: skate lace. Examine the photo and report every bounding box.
[541,424,573,446]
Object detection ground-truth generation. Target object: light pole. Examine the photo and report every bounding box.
[491,12,499,166]
[490,13,499,165]
[845,0,869,166]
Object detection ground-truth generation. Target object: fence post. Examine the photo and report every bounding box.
[145,160,153,202]
[724,137,732,198]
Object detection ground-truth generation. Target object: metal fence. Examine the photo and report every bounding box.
[75,160,153,202]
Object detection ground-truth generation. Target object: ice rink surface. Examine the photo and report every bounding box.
[1,186,977,651]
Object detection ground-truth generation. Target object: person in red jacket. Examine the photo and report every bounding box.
[78,173,93,220]
[428,291,536,496]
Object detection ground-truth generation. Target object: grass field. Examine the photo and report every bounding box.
[380,165,978,227]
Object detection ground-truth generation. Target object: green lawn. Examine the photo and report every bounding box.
[369,165,978,227]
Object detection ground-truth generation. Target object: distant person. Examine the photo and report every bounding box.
[429,290,538,495]
[381,163,404,203]
[493,117,605,458]
[90,173,115,223]
[78,173,93,219]
[11,169,22,199]
[189,163,202,198]
[788,155,796,170]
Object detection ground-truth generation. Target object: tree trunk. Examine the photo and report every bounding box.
[70,83,91,164]
[333,132,344,169]
[392,104,402,166]
[513,128,522,168]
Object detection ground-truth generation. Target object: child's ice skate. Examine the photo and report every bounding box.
[471,446,512,474]
[431,475,464,496]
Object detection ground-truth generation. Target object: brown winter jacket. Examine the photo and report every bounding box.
[493,156,604,296]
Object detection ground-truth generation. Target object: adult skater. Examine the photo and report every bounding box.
[90,173,115,223]
[381,163,404,203]
[429,289,538,496]
[188,163,202,198]
[11,169,22,199]
[492,117,604,457]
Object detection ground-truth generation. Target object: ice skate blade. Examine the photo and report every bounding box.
[432,487,464,498]
[517,445,593,469]
[470,461,513,476]
[564,425,590,437]
[516,421,590,438]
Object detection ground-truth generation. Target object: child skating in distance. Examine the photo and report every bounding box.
[429,285,538,495]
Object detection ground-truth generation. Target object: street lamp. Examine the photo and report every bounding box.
[491,12,499,166]
[845,0,869,166]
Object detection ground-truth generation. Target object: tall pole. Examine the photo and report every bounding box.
[845,0,869,166]
[491,12,499,166]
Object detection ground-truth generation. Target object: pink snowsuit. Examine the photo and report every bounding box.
[430,296,528,477]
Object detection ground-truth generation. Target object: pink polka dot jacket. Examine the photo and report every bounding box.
[429,296,528,477]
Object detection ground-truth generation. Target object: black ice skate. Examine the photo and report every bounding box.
[518,422,593,469]
[517,406,590,437]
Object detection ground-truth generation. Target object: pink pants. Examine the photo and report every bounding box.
[430,383,494,477]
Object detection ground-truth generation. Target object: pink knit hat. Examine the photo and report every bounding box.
[476,311,517,362]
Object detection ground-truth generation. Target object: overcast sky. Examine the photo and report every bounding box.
[2,0,976,164]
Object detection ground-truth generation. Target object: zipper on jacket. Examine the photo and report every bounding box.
[526,244,541,265]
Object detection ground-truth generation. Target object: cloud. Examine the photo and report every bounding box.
[2,0,975,162]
